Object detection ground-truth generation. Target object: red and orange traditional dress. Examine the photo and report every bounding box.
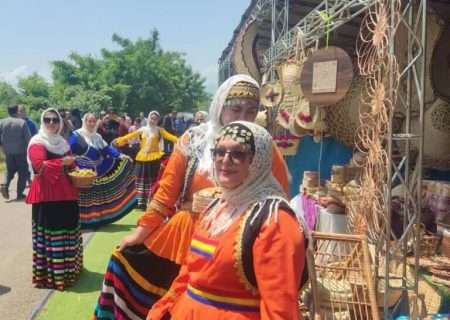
[93,132,289,319]
[148,205,305,320]
[27,138,82,290]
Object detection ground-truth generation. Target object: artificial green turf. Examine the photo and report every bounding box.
[36,210,141,320]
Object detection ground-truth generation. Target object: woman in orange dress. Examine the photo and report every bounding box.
[149,121,305,320]
[93,75,290,320]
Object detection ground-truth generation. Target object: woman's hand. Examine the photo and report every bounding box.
[62,156,75,166]
[118,226,152,251]
[120,154,133,162]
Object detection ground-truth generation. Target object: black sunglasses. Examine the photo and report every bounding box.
[43,117,60,124]
[211,148,250,164]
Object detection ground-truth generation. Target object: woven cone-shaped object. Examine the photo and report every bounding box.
[408,98,450,169]
[277,84,301,129]
[325,76,370,147]
[279,61,303,88]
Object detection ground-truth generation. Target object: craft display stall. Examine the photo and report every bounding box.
[218,0,450,319]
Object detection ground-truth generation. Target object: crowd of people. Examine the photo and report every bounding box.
[0,74,307,320]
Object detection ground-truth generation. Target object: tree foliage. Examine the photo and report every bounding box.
[49,30,209,115]
[2,30,210,120]
[0,81,19,118]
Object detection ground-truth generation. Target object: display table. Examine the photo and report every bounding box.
[291,193,349,234]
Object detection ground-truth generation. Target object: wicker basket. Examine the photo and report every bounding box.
[68,170,97,189]
[419,226,441,257]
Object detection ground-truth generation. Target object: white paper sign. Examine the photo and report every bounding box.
[312,60,338,94]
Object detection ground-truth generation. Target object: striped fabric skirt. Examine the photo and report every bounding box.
[32,200,83,290]
[94,210,197,320]
[93,245,181,320]
[134,160,161,208]
[79,159,137,228]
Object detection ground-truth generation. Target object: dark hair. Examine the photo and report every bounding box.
[7,105,18,116]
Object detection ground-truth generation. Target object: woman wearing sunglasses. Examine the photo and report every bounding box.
[68,112,137,228]
[93,75,289,320]
[26,108,83,290]
[149,122,305,320]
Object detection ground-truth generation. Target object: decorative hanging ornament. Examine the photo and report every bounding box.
[260,81,284,107]
[300,46,353,106]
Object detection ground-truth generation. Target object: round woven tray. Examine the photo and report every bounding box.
[68,171,96,189]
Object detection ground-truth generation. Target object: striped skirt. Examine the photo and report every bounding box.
[134,160,161,208]
[94,210,197,319]
[93,245,181,320]
[32,200,83,290]
[79,159,137,228]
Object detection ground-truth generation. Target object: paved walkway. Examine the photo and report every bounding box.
[0,178,93,320]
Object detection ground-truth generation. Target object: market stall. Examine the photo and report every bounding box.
[218,0,450,318]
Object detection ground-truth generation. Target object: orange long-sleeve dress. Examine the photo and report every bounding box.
[148,208,305,320]
[94,133,290,320]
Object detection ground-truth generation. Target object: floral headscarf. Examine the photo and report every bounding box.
[202,121,288,236]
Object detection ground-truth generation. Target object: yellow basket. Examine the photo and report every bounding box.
[68,171,96,189]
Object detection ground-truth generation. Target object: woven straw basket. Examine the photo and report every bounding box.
[68,171,96,189]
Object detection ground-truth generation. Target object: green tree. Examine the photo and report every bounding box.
[51,30,208,116]
[0,81,19,118]
[17,73,50,111]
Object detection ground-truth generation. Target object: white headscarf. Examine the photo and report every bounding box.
[203,121,287,237]
[75,112,107,149]
[139,110,160,154]
[181,74,260,175]
[28,108,70,156]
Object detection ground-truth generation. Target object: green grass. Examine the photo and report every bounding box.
[36,210,141,320]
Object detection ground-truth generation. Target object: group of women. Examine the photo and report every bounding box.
[25,74,306,320]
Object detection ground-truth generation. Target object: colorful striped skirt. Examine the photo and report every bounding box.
[134,160,161,208]
[32,200,83,290]
[79,158,137,228]
[94,210,197,320]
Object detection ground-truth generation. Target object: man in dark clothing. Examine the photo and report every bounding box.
[162,111,177,153]
[0,105,32,200]
[17,104,37,136]
[70,108,82,130]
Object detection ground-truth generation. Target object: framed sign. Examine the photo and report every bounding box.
[300,46,353,106]
[312,60,338,94]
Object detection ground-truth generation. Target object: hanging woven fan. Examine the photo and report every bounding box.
[232,20,262,82]
[261,81,284,107]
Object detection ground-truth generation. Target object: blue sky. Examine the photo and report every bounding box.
[0,0,250,93]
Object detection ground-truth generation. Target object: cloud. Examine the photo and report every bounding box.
[0,65,30,86]
[0,65,52,88]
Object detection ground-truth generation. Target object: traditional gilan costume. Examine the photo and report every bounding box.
[69,113,137,228]
[114,111,178,208]
[93,75,289,320]
[149,122,305,320]
[26,108,83,290]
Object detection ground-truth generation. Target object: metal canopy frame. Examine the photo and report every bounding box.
[218,1,429,315]
[262,0,378,69]
[382,0,427,318]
